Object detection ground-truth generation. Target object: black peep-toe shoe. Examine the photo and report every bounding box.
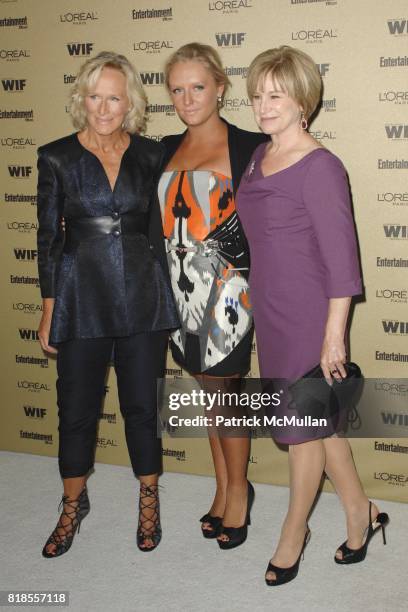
[335,501,389,565]
[265,528,311,587]
[199,513,223,539]
[217,481,254,550]
[42,487,90,558]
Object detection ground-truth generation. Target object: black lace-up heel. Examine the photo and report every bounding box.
[137,483,162,552]
[42,487,90,558]
[335,501,389,564]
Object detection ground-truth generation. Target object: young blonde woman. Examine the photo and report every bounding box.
[158,43,267,548]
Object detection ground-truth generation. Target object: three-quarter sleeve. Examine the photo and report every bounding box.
[36,150,65,298]
[302,152,362,298]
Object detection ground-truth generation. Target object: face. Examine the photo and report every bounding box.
[168,60,224,127]
[84,66,130,136]
[252,72,302,136]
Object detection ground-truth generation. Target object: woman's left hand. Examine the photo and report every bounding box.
[320,334,347,383]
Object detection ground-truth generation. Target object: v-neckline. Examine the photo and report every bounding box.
[75,132,132,193]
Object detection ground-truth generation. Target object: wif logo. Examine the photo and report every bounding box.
[316,63,330,77]
[215,32,246,47]
[66,42,94,56]
[383,224,408,239]
[382,320,408,335]
[2,79,26,92]
[385,124,408,139]
[387,19,408,35]
[19,328,39,341]
[14,248,38,261]
[8,165,32,178]
[24,405,47,419]
[140,72,164,86]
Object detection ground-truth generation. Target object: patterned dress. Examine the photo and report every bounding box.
[158,170,253,375]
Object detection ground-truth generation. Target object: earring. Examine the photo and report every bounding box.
[217,95,223,107]
[300,111,308,130]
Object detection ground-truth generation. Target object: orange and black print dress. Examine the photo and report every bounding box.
[158,170,253,375]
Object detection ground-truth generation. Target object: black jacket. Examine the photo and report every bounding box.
[161,119,268,196]
[36,132,179,344]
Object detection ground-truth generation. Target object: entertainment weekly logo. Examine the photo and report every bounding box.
[291,28,337,43]
[376,257,408,269]
[0,109,33,121]
[374,441,408,454]
[379,90,408,105]
[131,8,173,21]
[4,192,37,204]
[59,11,98,25]
[379,55,408,68]
[377,192,408,207]
[322,97,336,112]
[225,66,248,79]
[387,18,408,36]
[290,0,337,5]
[0,49,30,62]
[0,16,28,29]
[378,159,408,169]
[162,447,186,461]
[208,0,253,14]
[20,430,53,444]
[146,103,175,116]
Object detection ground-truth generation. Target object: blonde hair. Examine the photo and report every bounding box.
[164,42,231,101]
[69,51,147,133]
[247,46,322,120]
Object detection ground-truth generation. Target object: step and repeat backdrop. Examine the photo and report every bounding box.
[1,0,407,502]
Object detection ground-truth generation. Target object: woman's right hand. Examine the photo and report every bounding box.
[38,298,58,354]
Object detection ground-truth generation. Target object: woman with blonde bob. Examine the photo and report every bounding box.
[37,51,178,557]
[237,46,389,585]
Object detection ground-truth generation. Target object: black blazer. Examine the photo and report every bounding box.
[36,133,179,344]
[161,119,268,196]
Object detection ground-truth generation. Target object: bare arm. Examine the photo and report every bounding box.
[320,297,351,381]
[38,298,58,354]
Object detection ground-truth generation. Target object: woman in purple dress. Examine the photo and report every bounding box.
[237,46,389,586]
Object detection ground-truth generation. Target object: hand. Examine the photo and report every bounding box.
[320,335,346,383]
[38,299,58,354]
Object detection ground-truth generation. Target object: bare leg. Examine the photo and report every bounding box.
[266,440,325,581]
[197,374,250,536]
[138,473,160,550]
[323,437,378,559]
[45,475,87,555]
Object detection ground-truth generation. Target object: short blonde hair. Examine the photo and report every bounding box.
[69,51,147,133]
[247,46,322,120]
[164,42,231,102]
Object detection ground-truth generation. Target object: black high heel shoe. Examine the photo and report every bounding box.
[137,483,162,552]
[334,501,389,564]
[199,513,223,539]
[217,481,254,550]
[42,487,90,558]
[265,527,311,587]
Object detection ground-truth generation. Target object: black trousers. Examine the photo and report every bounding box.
[56,331,167,478]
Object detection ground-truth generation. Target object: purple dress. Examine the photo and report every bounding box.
[236,145,362,443]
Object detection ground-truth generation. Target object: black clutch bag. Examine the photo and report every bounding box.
[289,362,363,419]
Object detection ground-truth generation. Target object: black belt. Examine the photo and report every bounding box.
[64,211,149,248]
